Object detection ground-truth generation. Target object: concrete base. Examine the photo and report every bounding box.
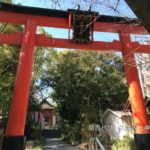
[134,133,150,150]
[2,136,26,150]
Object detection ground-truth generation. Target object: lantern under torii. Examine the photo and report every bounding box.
[68,9,98,44]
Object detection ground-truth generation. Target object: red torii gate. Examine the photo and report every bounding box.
[0,2,150,150]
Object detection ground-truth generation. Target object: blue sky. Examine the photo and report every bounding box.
[11,0,137,42]
[12,0,135,18]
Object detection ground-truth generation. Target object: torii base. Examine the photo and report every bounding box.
[134,133,150,150]
[2,136,26,150]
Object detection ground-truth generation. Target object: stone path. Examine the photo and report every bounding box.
[43,138,80,150]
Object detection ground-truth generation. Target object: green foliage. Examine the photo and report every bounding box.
[0,23,22,117]
[26,138,44,150]
[32,130,45,149]
[97,132,112,145]
[33,133,45,146]
[41,50,128,142]
[58,118,82,144]
[0,0,11,3]
[25,48,49,139]
[112,136,135,150]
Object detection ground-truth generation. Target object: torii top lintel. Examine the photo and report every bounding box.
[0,2,150,54]
[0,2,146,34]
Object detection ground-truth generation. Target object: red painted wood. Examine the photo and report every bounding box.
[0,32,121,51]
[0,32,150,53]
[6,20,37,136]
[0,32,23,45]
[0,10,146,34]
[119,30,149,134]
[36,34,122,51]
[94,22,147,34]
[132,42,150,54]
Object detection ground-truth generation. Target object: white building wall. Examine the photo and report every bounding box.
[104,113,133,139]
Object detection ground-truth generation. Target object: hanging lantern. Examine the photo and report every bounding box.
[68,8,98,44]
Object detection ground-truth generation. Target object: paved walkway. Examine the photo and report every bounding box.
[43,138,80,150]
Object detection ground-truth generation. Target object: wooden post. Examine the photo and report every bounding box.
[2,20,36,150]
[119,30,150,150]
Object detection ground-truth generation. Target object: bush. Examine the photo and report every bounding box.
[61,127,81,145]
[34,137,45,148]
[112,136,135,150]
[58,119,82,145]
[97,132,112,145]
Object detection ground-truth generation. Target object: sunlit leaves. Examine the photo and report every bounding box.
[41,50,128,125]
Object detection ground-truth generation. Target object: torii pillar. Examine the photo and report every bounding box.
[119,30,150,150]
[2,20,37,150]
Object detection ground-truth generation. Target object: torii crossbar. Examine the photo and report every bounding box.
[0,2,150,150]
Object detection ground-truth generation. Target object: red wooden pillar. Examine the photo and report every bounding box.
[119,30,150,150]
[2,20,37,150]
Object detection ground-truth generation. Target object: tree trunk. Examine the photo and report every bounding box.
[125,0,150,33]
